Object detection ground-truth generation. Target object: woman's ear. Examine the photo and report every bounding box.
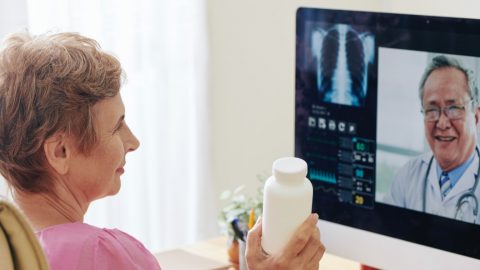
[43,133,70,175]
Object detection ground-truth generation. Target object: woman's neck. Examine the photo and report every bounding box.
[15,186,89,231]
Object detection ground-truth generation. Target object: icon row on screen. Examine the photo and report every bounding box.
[308,116,356,134]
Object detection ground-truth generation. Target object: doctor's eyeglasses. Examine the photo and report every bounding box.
[421,99,474,122]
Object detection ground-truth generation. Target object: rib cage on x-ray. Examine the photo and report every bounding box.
[311,24,374,106]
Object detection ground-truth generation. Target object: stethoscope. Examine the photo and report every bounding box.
[422,147,480,223]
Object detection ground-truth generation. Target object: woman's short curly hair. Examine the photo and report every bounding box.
[0,32,123,193]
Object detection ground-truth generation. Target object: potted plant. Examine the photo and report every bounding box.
[218,176,265,269]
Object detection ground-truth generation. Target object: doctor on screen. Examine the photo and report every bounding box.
[388,55,480,224]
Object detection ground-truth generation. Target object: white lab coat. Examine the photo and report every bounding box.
[387,151,480,224]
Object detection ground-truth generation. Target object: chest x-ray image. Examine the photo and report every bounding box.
[310,24,374,107]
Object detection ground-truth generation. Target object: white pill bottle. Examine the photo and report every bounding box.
[261,157,313,255]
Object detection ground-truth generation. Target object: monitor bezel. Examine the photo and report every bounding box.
[295,6,480,268]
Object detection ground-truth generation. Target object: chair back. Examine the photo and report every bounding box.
[0,200,50,270]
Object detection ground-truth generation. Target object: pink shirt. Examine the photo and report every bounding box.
[36,222,161,270]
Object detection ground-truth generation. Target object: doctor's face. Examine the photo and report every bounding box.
[422,67,479,171]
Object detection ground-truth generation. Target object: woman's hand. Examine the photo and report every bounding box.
[245,213,325,270]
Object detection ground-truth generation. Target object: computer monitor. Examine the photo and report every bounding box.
[295,7,480,269]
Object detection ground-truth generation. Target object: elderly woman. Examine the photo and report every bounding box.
[0,32,324,269]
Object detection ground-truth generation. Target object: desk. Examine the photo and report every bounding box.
[155,237,361,270]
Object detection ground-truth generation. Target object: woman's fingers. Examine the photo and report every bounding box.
[282,213,319,258]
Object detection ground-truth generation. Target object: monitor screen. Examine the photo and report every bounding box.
[295,7,480,268]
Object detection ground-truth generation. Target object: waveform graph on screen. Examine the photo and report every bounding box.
[309,167,336,184]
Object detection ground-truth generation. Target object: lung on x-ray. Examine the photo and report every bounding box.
[310,24,374,107]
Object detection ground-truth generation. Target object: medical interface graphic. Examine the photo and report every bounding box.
[296,16,377,209]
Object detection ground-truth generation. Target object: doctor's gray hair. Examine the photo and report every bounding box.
[419,55,479,108]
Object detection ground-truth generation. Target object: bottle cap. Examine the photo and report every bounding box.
[273,157,307,182]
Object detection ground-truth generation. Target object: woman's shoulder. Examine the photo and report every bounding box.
[36,222,161,270]
[36,222,103,250]
[37,222,141,248]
